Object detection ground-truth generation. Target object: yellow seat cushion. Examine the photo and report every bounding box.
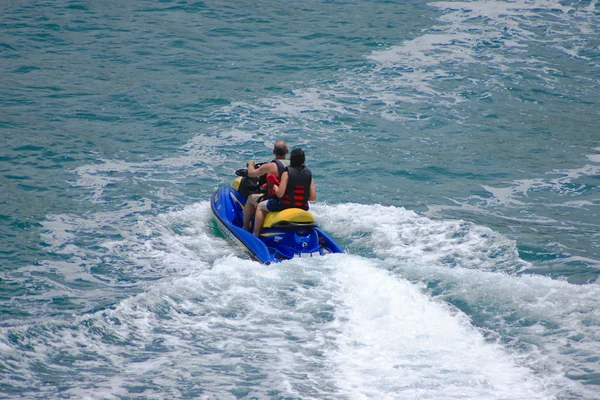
[263,208,315,228]
[230,177,242,191]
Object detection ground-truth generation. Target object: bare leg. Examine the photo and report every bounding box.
[243,194,260,231]
[253,201,268,237]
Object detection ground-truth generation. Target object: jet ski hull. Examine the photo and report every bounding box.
[211,184,343,264]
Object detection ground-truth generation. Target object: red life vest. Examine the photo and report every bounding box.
[281,166,312,210]
[259,159,288,195]
[265,174,280,195]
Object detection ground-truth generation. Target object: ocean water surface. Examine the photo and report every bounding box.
[1,0,599,399]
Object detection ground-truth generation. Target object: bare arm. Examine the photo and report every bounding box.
[247,161,276,178]
[308,178,316,201]
[274,171,288,198]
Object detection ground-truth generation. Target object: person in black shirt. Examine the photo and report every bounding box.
[253,148,316,237]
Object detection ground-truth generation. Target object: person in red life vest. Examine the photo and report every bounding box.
[242,140,290,231]
[252,148,316,237]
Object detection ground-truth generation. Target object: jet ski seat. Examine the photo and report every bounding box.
[263,208,315,228]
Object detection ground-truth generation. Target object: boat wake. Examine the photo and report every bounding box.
[5,200,597,399]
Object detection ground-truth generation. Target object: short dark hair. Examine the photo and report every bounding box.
[289,148,305,167]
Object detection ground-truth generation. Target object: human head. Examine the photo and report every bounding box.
[273,140,288,159]
[289,148,305,168]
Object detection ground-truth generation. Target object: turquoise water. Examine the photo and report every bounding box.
[1,0,599,398]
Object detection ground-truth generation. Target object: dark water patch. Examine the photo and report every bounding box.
[64,112,121,122]
[17,271,64,295]
[0,21,30,30]
[46,91,95,99]
[144,337,172,353]
[170,39,188,48]
[9,219,43,229]
[0,121,19,129]
[0,280,28,304]
[301,32,333,41]
[153,300,174,320]
[27,85,63,92]
[582,315,600,327]
[48,350,79,368]
[0,42,17,51]
[189,1,208,9]
[12,145,45,152]
[63,23,112,33]
[565,371,600,386]
[3,175,30,180]
[82,302,120,317]
[579,46,600,61]
[80,318,129,346]
[518,244,561,263]
[64,3,88,11]
[136,3,207,13]
[41,22,60,31]
[124,383,164,396]
[530,87,566,98]
[50,155,77,163]
[16,183,49,192]
[50,295,85,310]
[0,244,18,257]
[152,119,176,128]
[6,328,36,352]
[29,359,78,392]
[32,163,69,170]
[314,309,335,323]
[13,65,38,73]
[134,49,152,56]
[230,386,251,399]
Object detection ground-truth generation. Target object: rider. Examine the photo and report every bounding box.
[253,148,316,237]
[242,140,290,231]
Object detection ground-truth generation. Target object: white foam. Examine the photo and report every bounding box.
[313,202,529,272]
[312,203,599,398]
[13,251,564,399]
[327,256,554,399]
[12,197,599,398]
[588,154,600,163]
[474,161,600,209]
[388,259,600,398]
[363,0,598,110]
[45,3,599,397]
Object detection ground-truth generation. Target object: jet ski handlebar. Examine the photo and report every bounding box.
[235,162,267,177]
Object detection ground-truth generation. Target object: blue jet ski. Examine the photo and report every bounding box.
[211,165,343,264]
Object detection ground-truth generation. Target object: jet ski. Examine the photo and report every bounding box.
[211,164,343,264]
